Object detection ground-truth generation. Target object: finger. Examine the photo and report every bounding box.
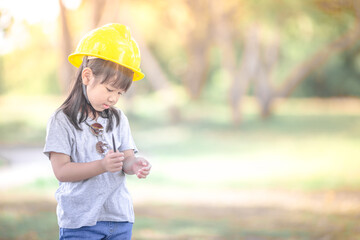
[110,152,124,159]
[115,157,125,163]
[139,169,149,175]
[110,156,124,162]
[110,167,122,173]
[141,165,151,171]
[110,160,122,166]
[113,162,123,168]
[139,169,150,176]
[115,162,124,169]
[106,150,115,155]
[136,173,146,179]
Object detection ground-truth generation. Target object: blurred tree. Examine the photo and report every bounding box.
[213,0,360,124]
[212,1,280,122]
[211,0,253,123]
[180,0,212,99]
[58,0,75,93]
[297,42,360,97]
[2,0,359,123]
[278,0,360,98]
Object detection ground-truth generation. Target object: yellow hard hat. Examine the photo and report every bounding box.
[68,23,144,81]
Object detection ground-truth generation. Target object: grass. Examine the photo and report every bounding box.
[1,198,360,240]
[0,211,57,240]
[0,157,7,168]
[126,96,360,192]
[1,95,360,191]
[0,95,360,239]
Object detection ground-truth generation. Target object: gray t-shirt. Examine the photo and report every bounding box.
[43,109,137,228]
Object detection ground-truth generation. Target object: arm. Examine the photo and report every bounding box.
[50,150,124,182]
[122,149,152,178]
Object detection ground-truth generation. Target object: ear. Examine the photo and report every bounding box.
[82,67,94,86]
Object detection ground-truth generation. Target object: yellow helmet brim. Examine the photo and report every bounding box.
[68,53,145,81]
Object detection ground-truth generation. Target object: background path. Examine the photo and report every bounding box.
[1,146,360,216]
[0,146,53,189]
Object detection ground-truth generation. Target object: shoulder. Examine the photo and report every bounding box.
[47,109,73,129]
[110,107,131,128]
[111,107,129,120]
[49,109,66,122]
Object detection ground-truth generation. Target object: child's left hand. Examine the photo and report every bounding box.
[132,157,152,179]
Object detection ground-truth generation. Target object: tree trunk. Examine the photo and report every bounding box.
[92,0,107,28]
[58,0,75,94]
[229,26,261,124]
[117,0,182,122]
[182,0,212,99]
[183,44,211,99]
[254,33,279,118]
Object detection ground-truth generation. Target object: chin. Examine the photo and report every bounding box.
[93,107,104,112]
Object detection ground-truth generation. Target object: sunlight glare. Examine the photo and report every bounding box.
[0,0,59,24]
[0,0,60,54]
[62,0,82,10]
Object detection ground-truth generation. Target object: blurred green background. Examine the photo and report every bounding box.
[1,0,360,239]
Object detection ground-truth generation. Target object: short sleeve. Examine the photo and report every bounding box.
[43,111,74,159]
[118,111,138,154]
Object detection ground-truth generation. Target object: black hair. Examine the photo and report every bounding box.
[59,56,134,132]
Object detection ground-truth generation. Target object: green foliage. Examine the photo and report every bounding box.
[294,42,360,97]
[1,0,360,97]
[263,0,360,97]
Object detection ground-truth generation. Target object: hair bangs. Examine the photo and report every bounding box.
[89,58,134,92]
[103,65,134,92]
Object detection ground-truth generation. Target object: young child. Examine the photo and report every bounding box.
[43,23,151,239]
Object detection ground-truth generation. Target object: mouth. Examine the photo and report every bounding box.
[103,104,110,109]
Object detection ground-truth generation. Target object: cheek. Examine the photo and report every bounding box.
[88,88,104,103]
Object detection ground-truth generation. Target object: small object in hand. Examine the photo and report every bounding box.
[112,134,116,152]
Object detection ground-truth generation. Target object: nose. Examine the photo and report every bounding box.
[108,93,119,105]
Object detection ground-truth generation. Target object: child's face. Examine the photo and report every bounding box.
[86,75,125,112]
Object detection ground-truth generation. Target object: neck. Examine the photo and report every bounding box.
[86,106,99,121]
[90,113,98,121]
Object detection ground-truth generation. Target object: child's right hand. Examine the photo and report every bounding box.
[101,150,125,173]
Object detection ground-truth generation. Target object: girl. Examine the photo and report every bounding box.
[44,23,151,240]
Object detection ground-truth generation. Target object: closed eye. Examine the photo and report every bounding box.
[107,87,123,95]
